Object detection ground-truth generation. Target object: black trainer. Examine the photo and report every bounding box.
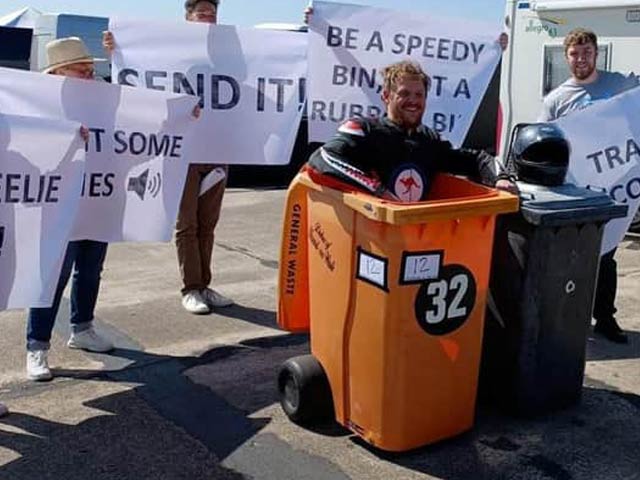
[594,318,629,344]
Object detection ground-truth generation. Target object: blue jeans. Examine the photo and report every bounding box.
[26,240,108,351]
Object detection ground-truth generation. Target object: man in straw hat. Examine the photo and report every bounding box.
[26,37,114,382]
[103,0,234,315]
[42,36,97,78]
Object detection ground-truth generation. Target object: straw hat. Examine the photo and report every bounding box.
[43,37,98,74]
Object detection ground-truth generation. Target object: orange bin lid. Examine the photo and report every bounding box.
[297,172,520,225]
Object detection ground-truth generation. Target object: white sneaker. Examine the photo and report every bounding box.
[0,402,8,418]
[201,288,234,308]
[67,327,114,353]
[27,350,52,381]
[182,290,211,314]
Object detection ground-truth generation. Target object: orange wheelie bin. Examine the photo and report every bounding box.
[277,169,518,452]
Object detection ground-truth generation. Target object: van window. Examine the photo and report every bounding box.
[542,44,609,96]
[0,26,32,70]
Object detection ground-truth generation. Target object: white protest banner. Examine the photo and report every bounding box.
[0,67,198,243]
[0,113,84,310]
[556,86,640,254]
[308,1,502,146]
[109,18,307,166]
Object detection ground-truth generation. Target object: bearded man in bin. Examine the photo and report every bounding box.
[307,60,517,201]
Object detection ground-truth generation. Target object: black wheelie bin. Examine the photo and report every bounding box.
[480,123,628,416]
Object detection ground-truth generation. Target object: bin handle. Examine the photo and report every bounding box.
[586,184,607,194]
[519,191,535,201]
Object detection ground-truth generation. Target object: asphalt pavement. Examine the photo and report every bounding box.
[1,187,639,480]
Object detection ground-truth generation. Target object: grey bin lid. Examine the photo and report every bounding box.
[516,182,629,227]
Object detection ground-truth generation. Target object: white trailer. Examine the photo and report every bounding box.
[498,0,640,153]
[32,13,108,77]
[498,0,640,229]
[1,8,108,77]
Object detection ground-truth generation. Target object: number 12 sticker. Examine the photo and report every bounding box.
[414,264,477,336]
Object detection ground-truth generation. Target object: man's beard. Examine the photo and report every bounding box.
[572,63,596,81]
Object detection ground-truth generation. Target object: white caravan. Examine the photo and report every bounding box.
[0,8,108,78]
[498,0,640,153]
[498,0,640,230]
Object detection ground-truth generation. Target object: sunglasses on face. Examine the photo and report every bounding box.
[192,10,216,18]
[62,64,95,77]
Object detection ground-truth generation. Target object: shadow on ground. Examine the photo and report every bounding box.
[358,387,640,480]
[1,333,639,480]
[0,334,309,479]
[585,330,640,362]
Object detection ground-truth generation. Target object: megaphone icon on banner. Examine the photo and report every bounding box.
[128,169,162,201]
[128,169,149,200]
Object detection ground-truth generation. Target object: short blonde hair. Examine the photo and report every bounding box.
[381,61,431,93]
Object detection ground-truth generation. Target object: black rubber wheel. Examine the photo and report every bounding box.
[277,354,334,424]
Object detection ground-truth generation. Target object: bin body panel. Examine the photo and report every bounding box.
[482,182,627,416]
[278,178,311,332]
[278,172,519,451]
[516,223,602,410]
[307,192,357,424]
[344,216,497,450]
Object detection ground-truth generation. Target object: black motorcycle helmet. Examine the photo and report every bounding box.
[509,123,571,186]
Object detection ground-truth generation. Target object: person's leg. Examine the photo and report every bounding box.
[198,167,233,308]
[176,164,209,313]
[66,240,112,352]
[176,165,205,293]
[198,168,226,289]
[26,242,77,380]
[593,249,627,343]
[26,242,77,351]
[69,240,108,329]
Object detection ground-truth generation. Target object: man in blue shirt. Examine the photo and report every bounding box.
[540,28,638,343]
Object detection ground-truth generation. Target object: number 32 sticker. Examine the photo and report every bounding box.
[414,264,476,336]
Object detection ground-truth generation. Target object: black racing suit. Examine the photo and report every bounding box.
[308,116,502,202]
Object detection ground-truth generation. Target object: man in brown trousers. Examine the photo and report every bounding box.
[104,0,233,314]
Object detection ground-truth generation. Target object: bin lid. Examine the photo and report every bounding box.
[298,171,519,225]
[517,182,628,226]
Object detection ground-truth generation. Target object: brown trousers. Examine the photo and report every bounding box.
[175,164,227,294]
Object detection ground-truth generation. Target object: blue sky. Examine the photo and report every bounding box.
[1,1,506,28]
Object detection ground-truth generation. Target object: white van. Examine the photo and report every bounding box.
[498,0,640,230]
[1,9,109,78]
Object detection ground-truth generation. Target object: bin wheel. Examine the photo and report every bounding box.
[277,354,334,424]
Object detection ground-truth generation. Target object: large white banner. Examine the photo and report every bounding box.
[0,113,84,310]
[109,19,308,166]
[0,67,198,243]
[557,86,640,254]
[308,1,502,146]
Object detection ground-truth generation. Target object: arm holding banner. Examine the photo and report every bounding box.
[102,31,115,55]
